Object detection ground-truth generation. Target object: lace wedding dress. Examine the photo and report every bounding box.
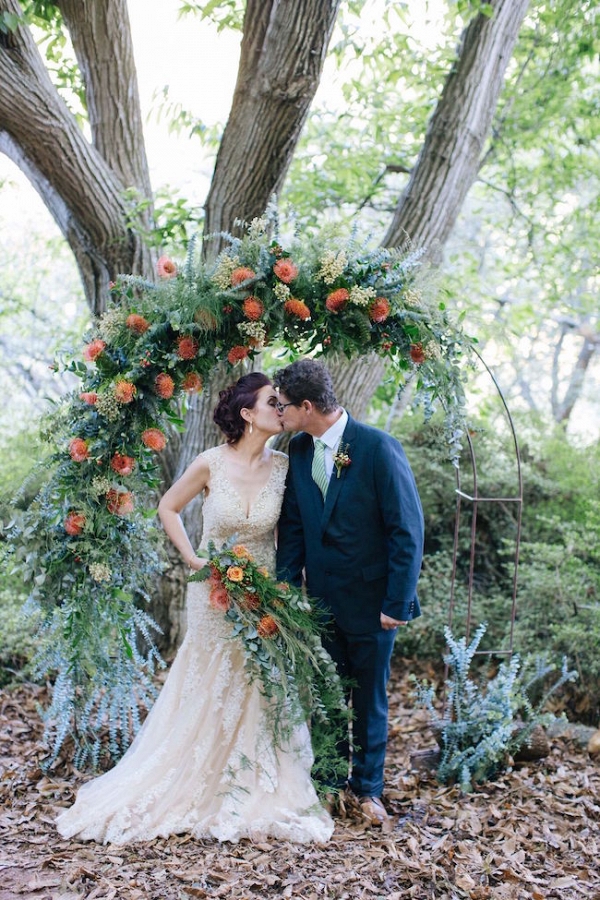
[56,445,334,845]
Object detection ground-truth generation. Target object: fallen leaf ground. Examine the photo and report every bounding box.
[1,659,599,900]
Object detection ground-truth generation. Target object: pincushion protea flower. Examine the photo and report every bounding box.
[176,335,199,360]
[69,437,90,462]
[243,296,265,321]
[257,614,279,638]
[368,297,390,324]
[114,380,136,404]
[227,345,250,364]
[110,453,135,476]
[284,299,310,320]
[83,339,106,362]
[157,256,177,278]
[126,314,150,334]
[181,372,203,393]
[410,342,426,364]
[230,266,256,286]
[325,288,349,314]
[64,511,86,535]
[141,428,167,451]
[80,392,98,405]
[209,584,231,611]
[155,373,175,399]
[106,489,134,516]
[273,259,298,284]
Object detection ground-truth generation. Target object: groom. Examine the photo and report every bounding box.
[274,359,424,827]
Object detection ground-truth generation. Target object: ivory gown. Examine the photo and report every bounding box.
[56,445,334,844]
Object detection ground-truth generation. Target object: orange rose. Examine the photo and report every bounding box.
[232,545,253,560]
[226,566,245,583]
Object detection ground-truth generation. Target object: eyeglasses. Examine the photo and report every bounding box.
[275,401,296,413]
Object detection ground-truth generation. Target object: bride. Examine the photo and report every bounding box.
[56,372,334,844]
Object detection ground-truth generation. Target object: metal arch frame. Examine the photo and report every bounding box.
[447,348,524,657]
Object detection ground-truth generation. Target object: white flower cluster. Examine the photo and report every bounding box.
[349,285,376,308]
[237,321,267,346]
[98,307,127,341]
[212,254,240,290]
[318,250,348,285]
[95,392,121,422]
[247,216,269,239]
[404,288,423,306]
[91,475,113,496]
[425,340,442,360]
[89,562,111,583]
[273,281,291,301]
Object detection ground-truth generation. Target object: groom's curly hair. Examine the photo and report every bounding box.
[273,359,338,414]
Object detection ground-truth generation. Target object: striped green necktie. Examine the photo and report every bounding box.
[311,439,329,498]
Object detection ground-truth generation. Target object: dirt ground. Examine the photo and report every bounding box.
[1,660,599,900]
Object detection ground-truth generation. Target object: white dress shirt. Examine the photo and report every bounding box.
[313,409,348,479]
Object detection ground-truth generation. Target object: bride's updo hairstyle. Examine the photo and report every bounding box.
[213,372,272,444]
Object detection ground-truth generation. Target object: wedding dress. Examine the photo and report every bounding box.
[56,445,334,845]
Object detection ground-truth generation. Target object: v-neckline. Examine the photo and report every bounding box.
[219,447,276,519]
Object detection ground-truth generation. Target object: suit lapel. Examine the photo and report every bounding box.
[321,417,358,532]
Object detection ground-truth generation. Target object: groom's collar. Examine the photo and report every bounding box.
[314,409,348,450]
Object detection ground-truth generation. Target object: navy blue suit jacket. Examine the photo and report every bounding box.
[276,416,424,634]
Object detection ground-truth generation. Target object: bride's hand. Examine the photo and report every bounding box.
[188,556,207,572]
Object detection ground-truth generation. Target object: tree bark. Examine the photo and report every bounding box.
[0,0,154,313]
[203,0,342,252]
[383,0,530,255]
[335,0,530,425]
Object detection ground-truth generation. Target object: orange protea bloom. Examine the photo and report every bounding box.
[181,372,203,393]
[230,266,256,286]
[155,373,175,399]
[284,299,311,320]
[273,259,298,283]
[243,296,265,321]
[106,488,134,516]
[325,288,349,314]
[232,544,253,560]
[257,615,279,638]
[209,584,231,612]
[83,339,106,362]
[110,452,135,476]
[141,428,167,451]
[114,380,136,404]
[368,297,390,324]
[227,345,250,365]
[126,313,150,334]
[64,511,86,536]
[80,391,98,405]
[226,565,245,583]
[241,592,260,611]
[176,335,199,360]
[410,342,426,364]
[68,437,90,462]
[157,255,177,279]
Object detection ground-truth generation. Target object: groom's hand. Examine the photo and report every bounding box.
[380,613,407,630]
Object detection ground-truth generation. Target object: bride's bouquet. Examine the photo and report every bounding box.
[189,539,350,789]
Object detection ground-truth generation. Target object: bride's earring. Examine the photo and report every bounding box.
[249,421,253,434]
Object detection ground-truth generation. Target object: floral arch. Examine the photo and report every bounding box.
[11,214,475,767]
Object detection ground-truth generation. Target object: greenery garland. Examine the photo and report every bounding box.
[9,212,474,767]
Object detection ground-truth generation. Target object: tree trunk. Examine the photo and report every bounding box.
[203,0,342,252]
[0,0,154,313]
[383,0,530,255]
[335,0,530,425]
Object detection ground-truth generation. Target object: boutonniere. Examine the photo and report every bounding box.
[333,443,351,478]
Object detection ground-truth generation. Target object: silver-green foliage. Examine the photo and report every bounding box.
[416,624,578,792]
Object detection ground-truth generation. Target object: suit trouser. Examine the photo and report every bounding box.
[322,623,397,798]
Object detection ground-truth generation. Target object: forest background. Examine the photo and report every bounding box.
[0,0,599,766]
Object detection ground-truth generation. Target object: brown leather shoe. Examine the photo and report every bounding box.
[359,796,390,827]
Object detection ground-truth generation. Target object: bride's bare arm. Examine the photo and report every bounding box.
[158,455,211,570]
